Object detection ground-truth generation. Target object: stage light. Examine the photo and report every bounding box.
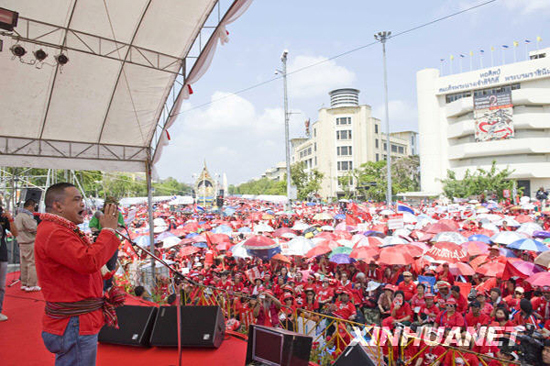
[34,49,48,61]
[10,44,26,57]
[55,53,69,65]
[0,7,19,31]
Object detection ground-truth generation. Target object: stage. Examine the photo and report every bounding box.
[0,272,247,366]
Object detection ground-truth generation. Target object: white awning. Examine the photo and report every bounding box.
[0,0,253,172]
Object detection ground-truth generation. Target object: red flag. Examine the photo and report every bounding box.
[345,214,359,226]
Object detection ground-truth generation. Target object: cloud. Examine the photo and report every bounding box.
[501,0,550,14]
[156,92,305,185]
[373,100,418,132]
[286,55,356,99]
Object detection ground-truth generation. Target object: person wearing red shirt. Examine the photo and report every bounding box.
[504,286,524,312]
[381,290,413,329]
[531,286,550,321]
[397,271,417,301]
[333,291,357,321]
[512,298,539,327]
[418,293,441,324]
[317,278,334,305]
[436,263,455,285]
[476,292,494,317]
[435,298,465,329]
[410,283,427,312]
[414,331,446,366]
[464,301,491,328]
[35,183,121,366]
[450,285,468,314]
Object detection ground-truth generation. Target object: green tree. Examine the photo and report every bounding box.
[440,161,517,200]
[232,178,286,195]
[290,162,324,200]
[354,156,420,201]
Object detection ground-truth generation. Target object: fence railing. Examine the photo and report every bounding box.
[157,282,520,366]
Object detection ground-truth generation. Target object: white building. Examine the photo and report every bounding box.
[417,48,550,197]
[292,88,418,199]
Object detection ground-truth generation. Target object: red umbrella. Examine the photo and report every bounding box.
[273,228,296,238]
[333,230,353,240]
[379,247,414,265]
[179,246,200,257]
[182,222,200,232]
[353,237,382,248]
[438,219,460,231]
[350,246,380,260]
[526,272,550,287]
[216,242,232,251]
[515,214,533,224]
[476,261,506,277]
[316,232,338,241]
[305,245,331,258]
[424,223,457,234]
[438,262,475,276]
[170,228,188,237]
[243,235,278,249]
[271,253,291,263]
[462,241,490,257]
[209,233,231,244]
[425,242,468,263]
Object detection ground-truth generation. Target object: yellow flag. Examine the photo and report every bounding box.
[537,36,543,42]
[513,41,519,47]
[469,50,473,56]
[491,46,495,51]
[450,54,454,61]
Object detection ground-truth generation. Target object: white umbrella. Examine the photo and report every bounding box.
[433,231,467,244]
[231,241,251,259]
[281,232,297,239]
[254,223,274,233]
[337,239,354,248]
[379,209,395,216]
[282,237,314,256]
[161,236,182,249]
[321,225,334,231]
[482,223,499,234]
[495,217,520,227]
[402,212,418,224]
[491,231,525,245]
[292,222,310,231]
[517,222,543,237]
[380,236,409,247]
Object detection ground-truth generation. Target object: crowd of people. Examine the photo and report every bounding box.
[4,188,550,365]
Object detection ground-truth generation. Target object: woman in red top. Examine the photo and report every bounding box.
[435,298,465,329]
[512,298,539,327]
[381,290,413,329]
[410,283,427,311]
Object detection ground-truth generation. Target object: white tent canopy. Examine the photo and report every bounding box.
[0,0,253,172]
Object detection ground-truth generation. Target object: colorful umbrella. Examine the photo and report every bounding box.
[502,260,544,280]
[271,253,291,263]
[273,228,297,238]
[507,238,549,253]
[424,222,457,234]
[432,231,467,244]
[329,247,353,258]
[350,246,380,261]
[329,253,354,264]
[491,231,524,245]
[305,245,332,258]
[468,234,491,244]
[179,246,200,257]
[438,262,475,276]
[535,251,550,268]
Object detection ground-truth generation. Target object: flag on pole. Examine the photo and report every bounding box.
[525,40,531,44]
[450,55,454,61]
[459,54,466,58]
[537,36,543,42]
[513,41,519,47]
[396,202,414,214]
[502,45,509,49]
[469,51,473,56]
[480,49,485,54]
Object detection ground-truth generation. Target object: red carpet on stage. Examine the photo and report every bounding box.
[0,272,247,366]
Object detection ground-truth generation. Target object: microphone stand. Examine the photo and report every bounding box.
[116,228,196,366]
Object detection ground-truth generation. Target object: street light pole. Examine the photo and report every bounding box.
[281,50,292,210]
[375,31,392,205]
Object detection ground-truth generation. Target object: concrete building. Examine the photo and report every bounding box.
[261,161,286,181]
[417,48,550,197]
[291,88,418,199]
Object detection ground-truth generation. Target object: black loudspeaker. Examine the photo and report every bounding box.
[332,344,377,366]
[245,325,312,366]
[22,188,42,204]
[150,305,225,348]
[98,305,157,347]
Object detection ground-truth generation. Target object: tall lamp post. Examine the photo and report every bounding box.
[374,31,392,205]
[279,50,292,210]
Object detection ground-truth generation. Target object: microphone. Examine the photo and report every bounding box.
[95,209,125,229]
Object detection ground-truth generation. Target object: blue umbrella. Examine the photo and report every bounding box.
[468,234,491,244]
[238,227,252,233]
[186,233,199,238]
[364,231,386,238]
[499,248,517,258]
[306,202,316,206]
[213,225,232,234]
[246,246,281,261]
[334,214,346,220]
[223,208,236,216]
[533,231,550,239]
[508,238,549,253]
[192,242,208,248]
[135,235,151,248]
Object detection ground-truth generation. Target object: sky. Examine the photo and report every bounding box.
[156,0,550,186]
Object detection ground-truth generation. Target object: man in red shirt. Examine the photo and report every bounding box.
[35,183,120,366]
[532,286,550,321]
[397,271,417,301]
[464,301,490,328]
[333,291,357,321]
[435,298,465,329]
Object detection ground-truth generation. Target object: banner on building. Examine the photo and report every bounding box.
[473,89,514,142]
